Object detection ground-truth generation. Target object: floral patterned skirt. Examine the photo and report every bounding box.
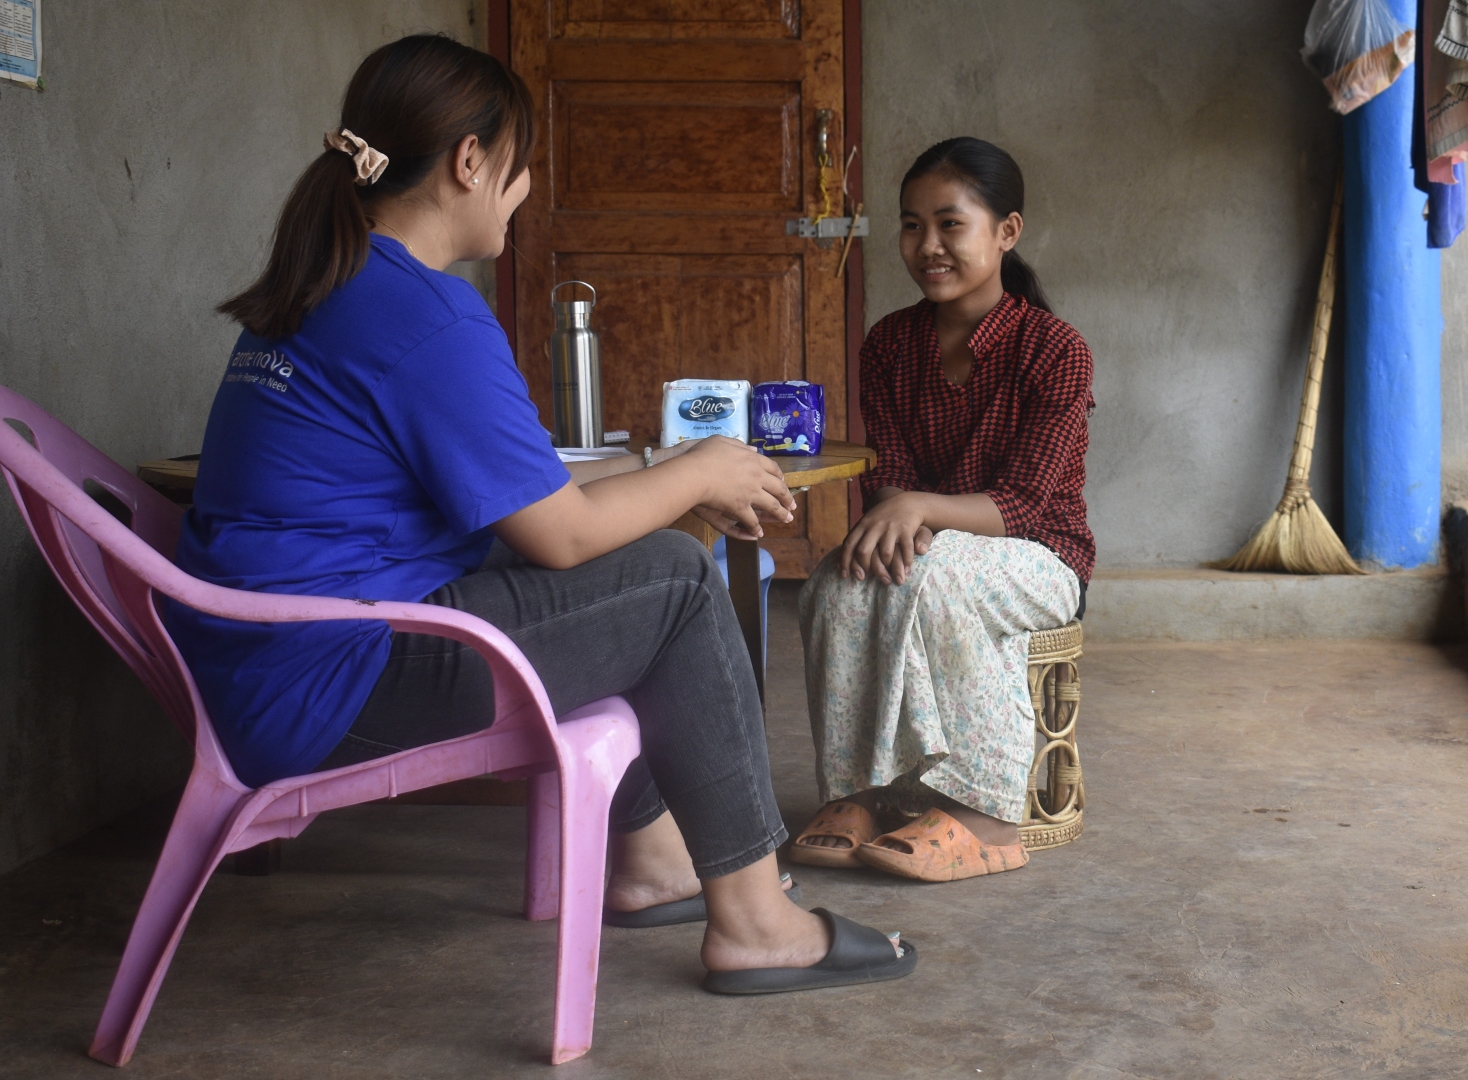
[798,532,1081,824]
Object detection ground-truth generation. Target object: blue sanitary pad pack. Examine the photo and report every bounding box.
[751,381,824,455]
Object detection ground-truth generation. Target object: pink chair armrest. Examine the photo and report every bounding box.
[0,418,555,725]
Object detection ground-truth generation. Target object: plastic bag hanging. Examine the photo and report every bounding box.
[1301,0,1415,114]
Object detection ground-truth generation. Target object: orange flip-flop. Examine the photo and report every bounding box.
[856,807,1029,882]
[789,801,881,868]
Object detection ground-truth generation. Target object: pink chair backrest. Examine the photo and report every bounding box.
[0,384,564,781]
[0,387,196,740]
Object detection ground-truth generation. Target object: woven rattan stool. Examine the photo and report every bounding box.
[1019,620,1084,850]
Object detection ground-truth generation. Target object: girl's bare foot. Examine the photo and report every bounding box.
[800,788,884,849]
[941,804,1020,847]
[805,788,1019,850]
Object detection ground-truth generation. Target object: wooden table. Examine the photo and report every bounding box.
[658,441,874,701]
[136,455,199,502]
[137,440,875,701]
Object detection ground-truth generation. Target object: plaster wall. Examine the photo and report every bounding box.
[0,1,484,874]
[861,0,1351,568]
[1442,244,1468,506]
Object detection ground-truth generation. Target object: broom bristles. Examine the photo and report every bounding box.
[1214,176,1361,577]
[1211,491,1364,575]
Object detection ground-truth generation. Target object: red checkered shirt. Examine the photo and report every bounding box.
[859,292,1095,583]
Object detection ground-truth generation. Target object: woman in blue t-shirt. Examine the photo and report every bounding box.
[174,35,914,995]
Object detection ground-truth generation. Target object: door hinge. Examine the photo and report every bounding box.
[787,216,869,239]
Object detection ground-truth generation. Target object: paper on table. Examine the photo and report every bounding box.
[0,0,40,89]
[555,446,633,462]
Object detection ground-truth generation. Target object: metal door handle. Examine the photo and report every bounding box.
[785,216,869,239]
[815,108,833,167]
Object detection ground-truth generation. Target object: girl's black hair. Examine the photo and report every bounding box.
[900,137,1052,313]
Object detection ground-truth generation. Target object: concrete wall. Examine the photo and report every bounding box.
[0,1,484,874]
[1442,245,1468,507]
[862,0,1353,568]
[2,0,1460,875]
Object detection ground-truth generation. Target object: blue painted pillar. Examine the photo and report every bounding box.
[1342,5,1443,569]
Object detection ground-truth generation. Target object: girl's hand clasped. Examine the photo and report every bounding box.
[839,491,934,585]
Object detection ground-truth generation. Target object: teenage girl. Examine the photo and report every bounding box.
[170,36,914,994]
[791,138,1094,882]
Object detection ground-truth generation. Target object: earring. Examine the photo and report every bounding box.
[473,177,479,185]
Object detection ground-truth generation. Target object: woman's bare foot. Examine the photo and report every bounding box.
[604,811,700,913]
[701,852,898,971]
[605,812,795,914]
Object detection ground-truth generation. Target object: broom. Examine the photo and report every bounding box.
[1213,175,1364,575]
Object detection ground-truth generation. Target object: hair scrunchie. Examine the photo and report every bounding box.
[323,128,389,186]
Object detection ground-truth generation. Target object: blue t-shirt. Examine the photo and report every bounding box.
[168,236,570,788]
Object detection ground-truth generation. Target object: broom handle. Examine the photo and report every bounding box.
[1283,173,1343,502]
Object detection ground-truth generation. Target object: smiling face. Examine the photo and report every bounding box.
[899,172,1022,306]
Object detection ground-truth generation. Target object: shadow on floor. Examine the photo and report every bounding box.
[3,582,1467,1078]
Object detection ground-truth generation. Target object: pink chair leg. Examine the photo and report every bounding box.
[547,707,638,1066]
[89,770,244,1066]
[523,768,560,923]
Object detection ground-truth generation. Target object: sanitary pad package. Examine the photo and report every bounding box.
[660,379,752,447]
[751,381,824,455]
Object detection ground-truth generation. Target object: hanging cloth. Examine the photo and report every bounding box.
[1422,0,1468,163]
[1434,0,1468,83]
[1415,0,1468,245]
[1430,161,1468,246]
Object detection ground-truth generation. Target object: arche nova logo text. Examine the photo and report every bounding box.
[225,349,295,393]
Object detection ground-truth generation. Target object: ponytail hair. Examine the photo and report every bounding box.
[900,137,1052,314]
[220,35,534,340]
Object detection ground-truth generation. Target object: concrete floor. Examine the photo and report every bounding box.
[3,583,1468,1078]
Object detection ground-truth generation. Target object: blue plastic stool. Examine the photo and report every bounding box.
[711,536,776,669]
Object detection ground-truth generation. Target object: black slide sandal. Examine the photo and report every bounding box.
[701,908,918,994]
[604,876,802,929]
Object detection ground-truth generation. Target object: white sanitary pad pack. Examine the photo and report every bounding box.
[660,379,752,447]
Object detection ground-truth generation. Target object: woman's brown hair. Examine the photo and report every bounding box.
[220,35,534,340]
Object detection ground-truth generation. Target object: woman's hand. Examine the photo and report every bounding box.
[689,504,762,541]
[654,439,788,540]
[840,491,934,585]
[684,436,796,538]
[495,436,794,570]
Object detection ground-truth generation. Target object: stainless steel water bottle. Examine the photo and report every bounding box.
[549,280,604,449]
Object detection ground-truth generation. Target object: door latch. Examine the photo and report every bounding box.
[786,216,870,239]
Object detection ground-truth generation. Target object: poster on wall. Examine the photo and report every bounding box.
[0,0,40,89]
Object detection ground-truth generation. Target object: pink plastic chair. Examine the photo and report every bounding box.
[0,386,640,1067]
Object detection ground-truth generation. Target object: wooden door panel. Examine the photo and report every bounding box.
[679,255,804,383]
[552,253,802,442]
[559,0,798,39]
[556,82,799,210]
[550,214,804,254]
[515,0,848,576]
[547,40,802,80]
[551,254,679,444]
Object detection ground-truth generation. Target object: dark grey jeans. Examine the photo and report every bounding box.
[315,529,787,879]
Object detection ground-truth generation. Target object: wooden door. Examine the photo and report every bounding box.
[509,0,849,577]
